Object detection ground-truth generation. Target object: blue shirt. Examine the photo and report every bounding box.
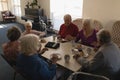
[16,54,56,80]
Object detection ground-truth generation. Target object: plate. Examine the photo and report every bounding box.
[61,39,68,43]
[50,53,62,60]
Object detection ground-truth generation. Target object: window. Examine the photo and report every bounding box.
[0,0,8,11]
[50,0,83,30]
[12,0,21,16]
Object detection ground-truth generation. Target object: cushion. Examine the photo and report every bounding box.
[5,11,10,16]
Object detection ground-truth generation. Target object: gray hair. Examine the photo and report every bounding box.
[64,14,72,21]
[83,19,94,29]
[7,26,21,41]
[97,29,111,44]
[20,34,40,55]
[24,21,32,28]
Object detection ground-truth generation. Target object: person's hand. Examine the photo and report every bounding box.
[57,35,62,40]
[41,38,46,43]
[50,54,59,64]
[40,47,48,54]
[91,41,100,48]
[39,32,46,37]
[75,44,82,49]
[94,47,99,52]
[73,54,81,60]
[65,35,73,41]
[91,42,97,47]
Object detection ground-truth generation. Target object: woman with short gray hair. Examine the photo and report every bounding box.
[23,21,46,37]
[20,34,40,55]
[16,34,59,80]
[2,26,21,64]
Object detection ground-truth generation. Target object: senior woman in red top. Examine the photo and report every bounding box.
[58,14,79,41]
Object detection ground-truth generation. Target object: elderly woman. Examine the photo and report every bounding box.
[22,21,46,37]
[16,34,58,80]
[58,14,79,41]
[75,29,120,79]
[2,26,21,64]
[75,19,97,47]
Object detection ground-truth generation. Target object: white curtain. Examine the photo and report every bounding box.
[0,0,8,11]
[50,0,83,30]
[11,0,21,16]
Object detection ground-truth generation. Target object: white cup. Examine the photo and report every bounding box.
[87,48,92,54]
[71,48,79,54]
[53,35,56,41]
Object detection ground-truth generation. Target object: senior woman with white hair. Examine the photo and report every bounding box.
[22,21,46,37]
[75,19,98,47]
[75,29,120,80]
[16,34,58,80]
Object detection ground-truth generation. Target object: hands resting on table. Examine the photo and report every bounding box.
[50,54,61,64]
[38,47,60,64]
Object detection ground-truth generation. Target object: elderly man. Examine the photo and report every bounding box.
[58,14,79,41]
[75,29,120,80]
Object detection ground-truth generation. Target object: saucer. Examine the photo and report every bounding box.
[50,53,62,60]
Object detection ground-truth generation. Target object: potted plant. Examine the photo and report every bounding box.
[30,0,38,8]
[26,1,30,8]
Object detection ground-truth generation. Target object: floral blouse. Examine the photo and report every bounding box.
[2,41,20,62]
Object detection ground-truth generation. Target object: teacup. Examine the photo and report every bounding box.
[53,35,56,41]
[64,54,70,63]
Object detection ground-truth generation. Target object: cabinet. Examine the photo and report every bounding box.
[21,8,47,24]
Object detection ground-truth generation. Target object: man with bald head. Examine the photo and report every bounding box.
[58,14,79,41]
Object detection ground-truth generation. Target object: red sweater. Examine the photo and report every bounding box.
[59,23,78,38]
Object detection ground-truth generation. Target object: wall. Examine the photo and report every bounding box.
[39,0,50,18]
[37,0,120,31]
[83,0,120,30]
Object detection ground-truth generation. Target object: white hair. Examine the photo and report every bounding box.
[24,21,32,28]
[64,14,72,21]
[83,19,94,29]
[20,34,40,55]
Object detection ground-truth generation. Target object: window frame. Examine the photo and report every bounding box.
[0,0,8,11]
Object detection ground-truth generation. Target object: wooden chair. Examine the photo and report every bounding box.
[0,54,31,80]
[72,18,83,31]
[1,10,16,22]
[73,19,103,31]
[1,54,16,80]
[67,72,110,80]
[93,20,103,31]
[111,21,120,48]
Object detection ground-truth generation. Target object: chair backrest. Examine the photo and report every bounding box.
[111,21,120,47]
[1,54,16,67]
[73,19,103,31]
[72,18,83,31]
[1,54,31,80]
[93,20,103,31]
[67,72,110,80]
